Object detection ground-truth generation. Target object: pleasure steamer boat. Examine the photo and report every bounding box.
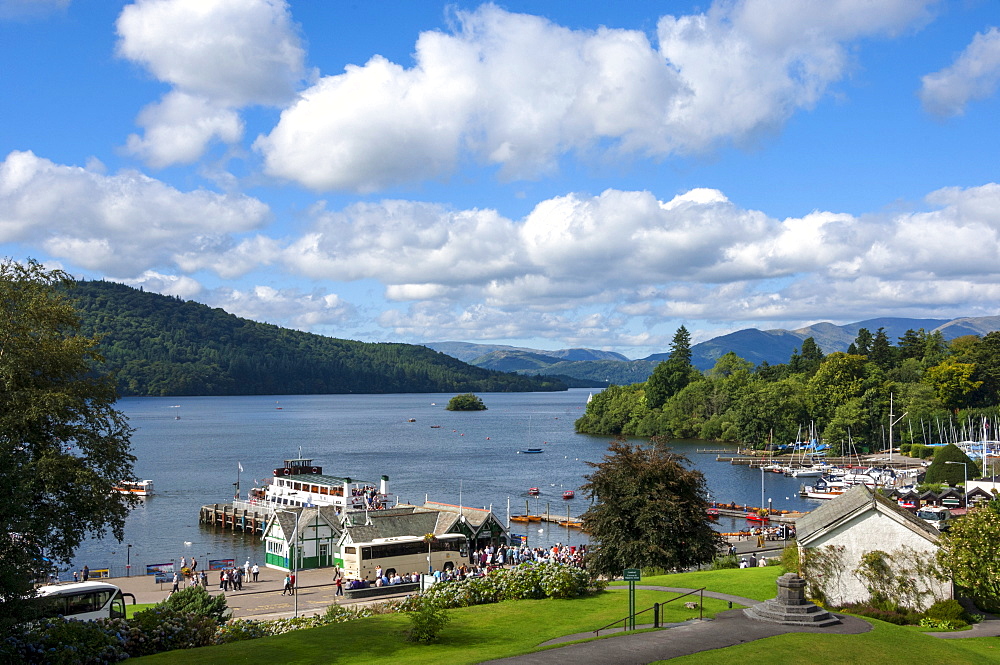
[248,457,395,513]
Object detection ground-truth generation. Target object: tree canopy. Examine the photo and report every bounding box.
[580,439,723,576]
[0,259,136,628]
[938,499,1000,611]
[445,393,487,411]
[66,280,565,396]
[576,322,1000,454]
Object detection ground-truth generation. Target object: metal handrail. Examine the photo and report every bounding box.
[594,586,706,636]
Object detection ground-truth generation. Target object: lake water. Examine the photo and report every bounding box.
[66,389,819,577]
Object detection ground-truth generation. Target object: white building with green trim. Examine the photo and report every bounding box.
[263,502,510,572]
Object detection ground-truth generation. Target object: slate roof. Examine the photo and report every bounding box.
[796,484,940,546]
[420,501,494,528]
[342,511,441,544]
[267,505,341,539]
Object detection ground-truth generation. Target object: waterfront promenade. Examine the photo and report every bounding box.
[109,564,399,620]
[104,535,785,621]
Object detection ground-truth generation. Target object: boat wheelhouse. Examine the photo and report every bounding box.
[249,457,395,514]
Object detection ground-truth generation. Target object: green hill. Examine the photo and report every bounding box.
[67,281,566,397]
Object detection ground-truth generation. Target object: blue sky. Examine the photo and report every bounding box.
[2,0,999,359]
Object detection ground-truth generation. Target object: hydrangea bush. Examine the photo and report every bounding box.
[400,562,602,611]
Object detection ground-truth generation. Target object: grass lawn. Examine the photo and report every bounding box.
[127,603,156,618]
[130,566,1000,664]
[611,566,782,602]
[663,619,1000,665]
[132,587,731,664]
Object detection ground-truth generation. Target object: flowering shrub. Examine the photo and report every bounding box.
[407,562,602,610]
[2,618,127,665]
[119,606,217,656]
[216,615,328,643]
[215,601,403,644]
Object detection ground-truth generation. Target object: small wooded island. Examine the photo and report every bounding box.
[446,393,487,411]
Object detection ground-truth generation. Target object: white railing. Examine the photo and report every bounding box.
[232,499,276,517]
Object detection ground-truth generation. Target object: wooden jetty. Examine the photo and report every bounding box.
[199,503,270,535]
[719,455,922,470]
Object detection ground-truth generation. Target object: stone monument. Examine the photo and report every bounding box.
[744,572,840,627]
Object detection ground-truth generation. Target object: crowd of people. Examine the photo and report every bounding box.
[464,542,588,569]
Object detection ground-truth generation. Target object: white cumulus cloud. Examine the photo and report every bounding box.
[920,27,1000,116]
[210,285,354,330]
[0,150,270,275]
[117,0,304,166]
[257,1,933,192]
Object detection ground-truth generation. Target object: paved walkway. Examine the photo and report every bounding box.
[481,606,871,665]
[106,565,414,621]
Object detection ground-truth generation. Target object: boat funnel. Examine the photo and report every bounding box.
[380,475,389,495]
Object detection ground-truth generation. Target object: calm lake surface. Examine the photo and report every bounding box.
[67,389,820,577]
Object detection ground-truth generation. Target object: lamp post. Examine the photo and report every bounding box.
[126,544,132,577]
[945,461,968,508]
[277,509,299,618]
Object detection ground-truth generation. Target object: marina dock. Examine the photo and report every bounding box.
[718,455,923,469]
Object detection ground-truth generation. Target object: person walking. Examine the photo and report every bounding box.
[82,565,89,581]
[171,572,179,595]
[282,574,291,595]
[335,576,343,597]
[289,573,296,595]
[251,562,259,582]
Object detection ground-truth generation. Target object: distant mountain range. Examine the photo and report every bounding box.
[426,315,1000,385]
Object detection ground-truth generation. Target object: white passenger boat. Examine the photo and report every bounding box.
[247,457,395,514]
[115,480,154,496]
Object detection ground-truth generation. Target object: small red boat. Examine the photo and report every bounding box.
[746,513,770,523]
[528,487,540,495]
[562,490,575,499]
[706,507,719,519]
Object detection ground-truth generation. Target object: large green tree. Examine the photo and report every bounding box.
[938,499,1000,611]
[0,259,136,627]
[580,439,723,576]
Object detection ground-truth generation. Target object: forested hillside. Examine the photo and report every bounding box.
[577,324,1000,454]
[68,281,566,397]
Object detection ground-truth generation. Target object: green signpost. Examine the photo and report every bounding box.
[624,568,641,629]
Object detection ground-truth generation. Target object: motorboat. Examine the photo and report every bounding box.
[528,487,540,495]
[562,490,575,499]
[518,448,544,454]
[115,480,153,496]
